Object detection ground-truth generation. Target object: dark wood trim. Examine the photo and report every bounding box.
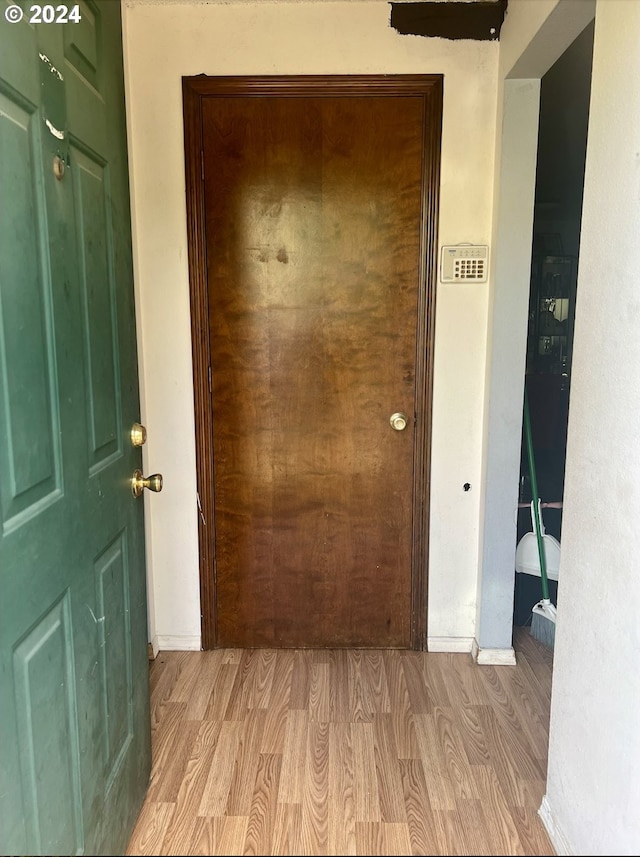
[413,78,443,651]
[182,79,217,649]
[183,73,444,99]
[182,74,442,651]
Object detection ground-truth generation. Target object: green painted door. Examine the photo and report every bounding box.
[0,2,151,854]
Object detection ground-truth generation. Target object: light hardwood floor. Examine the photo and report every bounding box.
[125,626,555,856]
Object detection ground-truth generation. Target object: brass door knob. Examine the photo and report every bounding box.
[389,412,408,431]
[131,469,163,498]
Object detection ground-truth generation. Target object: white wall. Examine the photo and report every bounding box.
[541,1,640,853]
[122,0,499,652]
[494,1,640,853]
[476,74,540,659]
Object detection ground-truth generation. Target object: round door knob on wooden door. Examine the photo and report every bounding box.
[389,412,408,431]
[131,470,163,498]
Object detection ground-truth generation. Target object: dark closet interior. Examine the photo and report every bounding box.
[513,20,595,627]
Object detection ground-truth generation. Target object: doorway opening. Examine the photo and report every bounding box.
[513,21,595,631]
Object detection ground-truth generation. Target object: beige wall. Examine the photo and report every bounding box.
[122,0,499,650]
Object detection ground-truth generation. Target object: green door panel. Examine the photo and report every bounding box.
[0,91,61,526]
[13,593,82,853]
[0,2,151,854]
[71,144,121,467]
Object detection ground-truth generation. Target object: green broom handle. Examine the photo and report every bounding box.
[523,386,550,601]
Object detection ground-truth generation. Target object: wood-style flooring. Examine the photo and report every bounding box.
[125,626,555,856]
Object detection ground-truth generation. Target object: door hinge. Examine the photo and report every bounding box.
[208,365,212,393]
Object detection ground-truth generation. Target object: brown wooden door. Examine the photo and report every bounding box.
[184,76,442,649]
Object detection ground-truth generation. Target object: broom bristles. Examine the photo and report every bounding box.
[531,610,556,649]
[530,598,557,650]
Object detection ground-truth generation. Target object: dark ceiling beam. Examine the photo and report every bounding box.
[389,1,508,41]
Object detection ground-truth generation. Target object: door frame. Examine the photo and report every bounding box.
[182,74,442,650]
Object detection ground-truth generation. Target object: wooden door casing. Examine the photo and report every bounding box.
[183,76,442,650]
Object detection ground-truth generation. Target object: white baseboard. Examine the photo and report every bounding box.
[539,795,571,856]
[154,634,202,652]
[472,638,517,665]
[150,634,514,664]
[427,636,474,653]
